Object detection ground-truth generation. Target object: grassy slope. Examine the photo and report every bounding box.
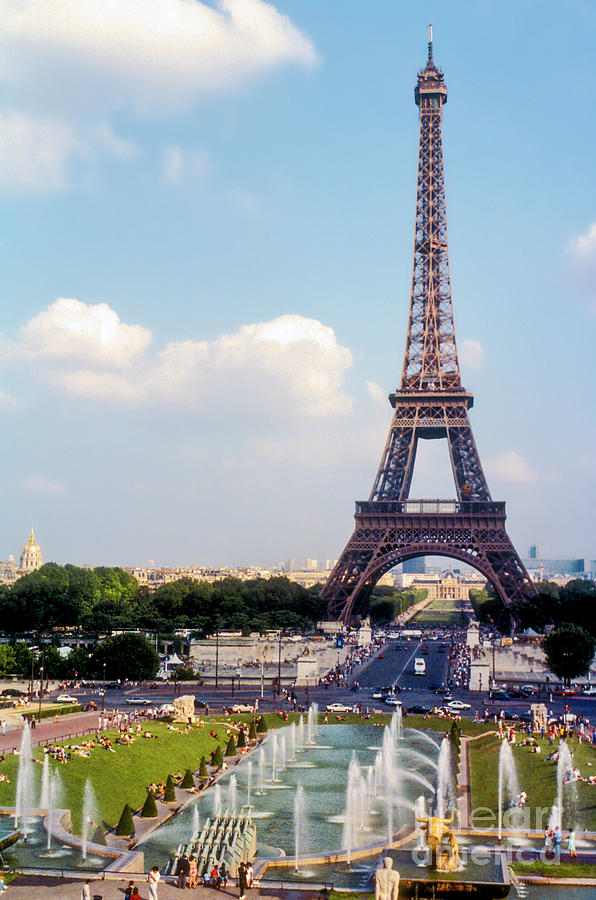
[469,733,596,831]
[512,861,596,879]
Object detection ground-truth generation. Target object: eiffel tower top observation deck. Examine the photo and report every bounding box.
[321,33,536,623]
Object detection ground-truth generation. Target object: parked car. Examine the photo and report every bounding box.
[554,688,577,697]
[384,696,402,707]
[582,686,596,696]
[55,694,79,703]
[490,691,511,701]
[126,696,152,706]
[520,684,538,695]
[326,703,353,713]
[407,705,430,715]
[194,698,209,709]
[230,703,254,713]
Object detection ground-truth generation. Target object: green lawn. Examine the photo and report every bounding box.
[469,733,596,831]
[512,861,596,879]
[413,608,466,626]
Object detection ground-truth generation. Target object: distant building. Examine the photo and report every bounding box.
[524,558,585,577]
[528,545,541,559]
[305,558,319,571]
[19,528,43,572]
[402,557,426,575]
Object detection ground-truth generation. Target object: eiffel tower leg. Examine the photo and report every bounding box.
[370,429,418,501]
[447,425,491,502]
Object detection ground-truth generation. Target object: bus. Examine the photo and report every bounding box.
[414,657,426,676]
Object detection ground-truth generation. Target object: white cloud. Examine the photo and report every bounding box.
[366,380,387,407]
[0,0,317,115]
[484,451,537,485]
[16,298,152,367]
[0,0,316,190]
[11,300,353,421]
[566,223,596,315]
[22,475,66,495]
[0,390,17,409]
[460,339,484,369]
[93,122,139,160]
[0,110,88,190]
[163,145,211,184]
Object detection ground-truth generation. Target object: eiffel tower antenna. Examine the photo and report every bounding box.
[322,37,535,624]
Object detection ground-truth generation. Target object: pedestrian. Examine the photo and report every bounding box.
[246,861,253,888]
[81,879,92,900]
[124,880,135,900]
[148,865,161,899]
[176,853,190,889]
[554,826,562,860]
[568,829,577,859]
[238,862,248,900]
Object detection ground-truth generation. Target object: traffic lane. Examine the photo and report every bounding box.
[395,643,448,693]
[355,641,419,689]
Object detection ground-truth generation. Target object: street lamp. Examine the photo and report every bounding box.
[38,665,44,722]
[101,662,106,714]
[215,626,220,690]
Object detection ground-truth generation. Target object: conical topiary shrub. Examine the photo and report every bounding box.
[237,729,247,749]
[213,745,224,767]
[225,735,237,757]
[256,716,268,734]
[180,768,195,789]
[248,721,257,741]
[199,755,208,778]
[115,803,135,836]
[141,790,159,818]
[92,824,107,845]
[163,774,176,802]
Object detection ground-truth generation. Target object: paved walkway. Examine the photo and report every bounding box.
[3,877,317,900]
[0,712,102,754]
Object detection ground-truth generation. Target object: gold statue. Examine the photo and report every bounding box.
[415,810,459,870]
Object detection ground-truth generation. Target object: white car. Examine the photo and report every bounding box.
[231,703,254,713]
[55,694,78,704]
[447,700,471,711]
[582,686,596,696]
[126,696,152,706]
[384,697,403,707]
[325,703,353,713]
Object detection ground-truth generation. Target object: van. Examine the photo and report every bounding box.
[414,658,426,676]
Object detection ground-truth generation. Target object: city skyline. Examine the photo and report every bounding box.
[0,1,594,568]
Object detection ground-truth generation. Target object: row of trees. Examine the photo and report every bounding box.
[470,580,596,638]
[366,587,428,624]
[0,564,328,635]
[0,633,160,683]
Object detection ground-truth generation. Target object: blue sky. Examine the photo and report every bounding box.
[0,0,594,569]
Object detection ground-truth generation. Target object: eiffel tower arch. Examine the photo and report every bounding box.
[322,34,536,624]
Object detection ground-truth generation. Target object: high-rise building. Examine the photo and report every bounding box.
[19,528,43,572]
[305,559,319,571]
[402,557,426,575]
[528,545,541,559]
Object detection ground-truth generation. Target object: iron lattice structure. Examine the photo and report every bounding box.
[322,39,535,623]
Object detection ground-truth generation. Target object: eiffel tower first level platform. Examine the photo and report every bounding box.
[321,33,536,623]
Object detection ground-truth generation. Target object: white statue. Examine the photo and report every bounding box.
[375,856,400,900]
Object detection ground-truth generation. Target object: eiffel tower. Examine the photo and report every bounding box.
[322,33,536,624]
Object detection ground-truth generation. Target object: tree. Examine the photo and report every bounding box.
[544,624,595,682]
[256,717,268,734]
[237,729,247,749]
[115,803,135,836]
[92,824,107,845]
[225,735,237,757]
[212,746,224,767]
[248,722,257,741]
[93,633,159,681]
[163,774,176,802]
[198,756,208,778]
[141,791,158,818]
[180,769,195,789]
[0,644,17,676]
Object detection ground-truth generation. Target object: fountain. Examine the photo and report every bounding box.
[297,714,305,751]
[271,732,278,782]
[246,761,253,807]
[40,755,50,810]
[228,774,237,812]
[14,722,34,838]
[293,784,305,872]
[497,739,519,841]
[81,779,99,860]
[212,784,222,818]
[289,722,297,760]
[280,734,287,771]
[306,703,318,744]
[257,748,265,794]
[555,740,575,830]
[191,804,199,837]
[435,737,454,819]
[46,770,63,853]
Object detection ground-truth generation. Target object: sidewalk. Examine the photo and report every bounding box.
[3,876,320,900]
[0,711,101,753]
